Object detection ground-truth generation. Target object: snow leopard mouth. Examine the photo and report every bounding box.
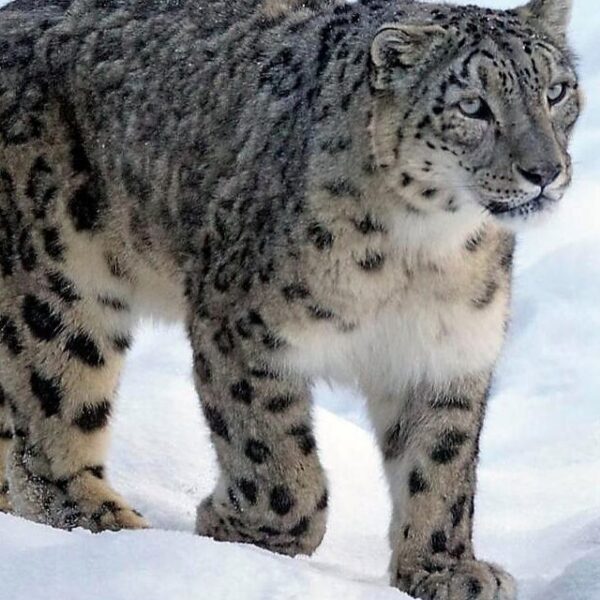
[485,193,559,219]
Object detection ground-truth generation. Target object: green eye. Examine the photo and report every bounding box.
[548,82,568,106]
[458,97,492,120]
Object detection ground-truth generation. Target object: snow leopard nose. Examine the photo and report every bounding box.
[514,164,562,188]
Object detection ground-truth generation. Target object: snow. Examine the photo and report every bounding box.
[1,0,599,599]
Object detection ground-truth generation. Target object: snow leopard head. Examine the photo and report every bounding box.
[368,0,581,226]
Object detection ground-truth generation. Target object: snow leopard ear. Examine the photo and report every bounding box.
[517,0,572,38]
[370,24,447,90]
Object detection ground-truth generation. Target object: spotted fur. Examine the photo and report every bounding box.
[0,0,580,598]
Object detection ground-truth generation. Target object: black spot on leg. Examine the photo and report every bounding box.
[235,317,252,339]
[237,479,258,504]
[431,430,468,464]
[30,371,62,417]
[451,495,467,527]
[289,516,310,536]
[245,439,271,464]
[202,405,230,442]
[288,424,316,455]
[270,485,295,516]
[316,490,328,511]
[265,395,295,412]
[408,469,429,495]
[422,559,445,575]
[235,317,253,340]
[431,530,447,553]
[227,487,241,512]
[73,400,111,432]
[22,295,63,341]
[449,542,466,559]
[230,380,254,404]
[65,332,105,367]
[213,322,235,355]
[0,315,23,355]
[422,188,438,199]
[467,577,483,596]
[194,352,212,383]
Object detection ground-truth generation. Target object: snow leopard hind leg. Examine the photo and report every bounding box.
[0,36,146,531]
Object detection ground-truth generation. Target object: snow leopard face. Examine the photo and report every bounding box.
[369,0,581,226]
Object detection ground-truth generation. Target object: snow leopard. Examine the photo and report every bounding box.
[0,0,580,598]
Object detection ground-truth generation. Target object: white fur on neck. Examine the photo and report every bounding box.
[389,196,489,265]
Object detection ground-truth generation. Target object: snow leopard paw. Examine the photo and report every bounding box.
[8,443,148,532]
[394,559,516,600]
[196,493,326,557]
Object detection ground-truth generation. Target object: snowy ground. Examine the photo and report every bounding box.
[1,0,600,599]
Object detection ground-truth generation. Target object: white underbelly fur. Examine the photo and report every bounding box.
[283,294,507,395]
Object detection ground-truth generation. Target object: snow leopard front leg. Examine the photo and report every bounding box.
[189,306,328,557]
[369,376,516,600]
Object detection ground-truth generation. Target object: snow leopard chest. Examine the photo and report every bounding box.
[281,245,511,391]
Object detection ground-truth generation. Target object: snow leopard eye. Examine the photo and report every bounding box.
[458,97,492,120]
[547,82,568,106]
